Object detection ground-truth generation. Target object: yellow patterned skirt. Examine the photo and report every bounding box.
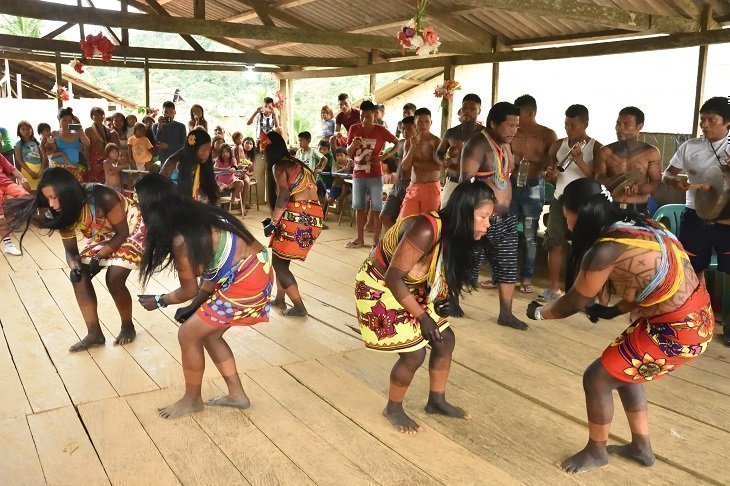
[355,258,449,353]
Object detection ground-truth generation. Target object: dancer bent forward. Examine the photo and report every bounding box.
[527,178,714,473]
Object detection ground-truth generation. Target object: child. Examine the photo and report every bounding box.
[231,131,244,163]
[0,152,30,255]
[14,121,44,191]
[316,139,334,207]
[128,122,155,171]
[324,147,353,220]
[211,135,225,161]
[295,131,325,173]
[381,157,398,184]
[40,128,71,169]
[103,143,127,192]
[239,137,257,210]
[321,105,335,140]
[214,144,245,208]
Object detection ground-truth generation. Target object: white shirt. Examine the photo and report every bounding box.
[554,138,596,198]
[666,136,729,209]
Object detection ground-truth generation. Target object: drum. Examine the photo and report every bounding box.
[695,165,730,221]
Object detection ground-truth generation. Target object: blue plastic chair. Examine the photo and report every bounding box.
[652,203,685,236]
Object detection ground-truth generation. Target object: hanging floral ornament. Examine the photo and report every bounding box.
[434,80,461,108]
[79,32,116,63]
[69,58,85,74]
[272,90,286,110]
[52,84,70,102]
[396,1,441,56]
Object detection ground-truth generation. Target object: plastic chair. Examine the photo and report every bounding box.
[652,204,685,236]
[544,182,555,205]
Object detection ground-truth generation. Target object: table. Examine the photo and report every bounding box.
[121,169,149,196]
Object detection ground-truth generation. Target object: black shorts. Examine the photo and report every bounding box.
[481,214,518,284]
[381,180,409,222]
[678,208,730,273]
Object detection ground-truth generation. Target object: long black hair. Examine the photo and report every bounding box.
[135,174,257,286]
[176,128,218,205]
[264,130,313,211]
[438,180,496,301]
[2,168,87,251]
[559,178,647,288]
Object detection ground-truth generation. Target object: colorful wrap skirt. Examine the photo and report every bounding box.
[270,199,323,261]
[50,161,85,182]
[355,258,449,353]
[197,250,274,327]
[79,203,145,270]
[601,284,714,383]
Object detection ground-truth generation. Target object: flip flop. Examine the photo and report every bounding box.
[479,280,497,289]
[537,289,563,302]
[345,240,363,248]
[519,283,534,293]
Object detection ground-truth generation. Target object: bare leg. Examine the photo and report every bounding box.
[271,278,287,310]
[383,349,426,434]
[158,315,218,418]
[204,328,250,409]
[69,263,106,352]
[105,265,136,345]
[231,180,244,205]
[348,208,367,246]
[547,245,564,294]
[370,209,382,246]
[560,359,624,474]
[273,255,307,316]
[496,283,528,330]
[425,328,470,419]
[606,385,655,466]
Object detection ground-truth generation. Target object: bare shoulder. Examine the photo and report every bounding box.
[580,239,625,272]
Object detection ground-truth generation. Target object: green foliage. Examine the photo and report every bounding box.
[0,16,41,37]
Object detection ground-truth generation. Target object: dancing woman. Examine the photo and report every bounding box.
[160,128,218,204]
[355,180,495,433]
[136,174,273,418]
[526,178,714,473]
[264,131,324,317]
[3,167,144,351]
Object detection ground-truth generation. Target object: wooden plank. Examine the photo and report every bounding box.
[192,383,316,486]
[39,269,159,397]
[1,233,40,273]
[10,271,118,405]
[0,319,32,419]
[15,229,66,270]
[248,366,441,485]
[0,273,70,413]
[0,0,486,54]
[124,386,248,484]
[78,397,179,485]
[231,376,375,485]
[27,406,109,485]
[284,359,519,484]
[0,416,46,484]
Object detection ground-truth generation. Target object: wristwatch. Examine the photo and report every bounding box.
[534,306,544,320]
[155,294,168,308]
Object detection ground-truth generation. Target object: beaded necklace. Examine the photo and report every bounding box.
[484,132,509,190]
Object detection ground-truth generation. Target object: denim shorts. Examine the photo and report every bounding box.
[352,176,383,211]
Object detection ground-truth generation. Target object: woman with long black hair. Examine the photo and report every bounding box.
[136,174,273,419]
[2,167,144,351]
[264,130,324,317]
[160,128,218,204]
[355,180,495,433]
[526,178,714,473]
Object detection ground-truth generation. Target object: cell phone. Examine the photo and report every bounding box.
[68,124,82,131]
[161,117,172,123]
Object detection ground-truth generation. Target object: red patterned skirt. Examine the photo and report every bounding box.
[600,285,714,383]
[270,199,323,261]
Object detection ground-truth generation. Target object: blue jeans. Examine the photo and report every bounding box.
[352,177,383,211]
[510,178,545,279]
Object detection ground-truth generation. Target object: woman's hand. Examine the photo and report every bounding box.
[174,305,196,323]
[137,294,160,311]
[585,303,621,323]
[526,301,544,320]
[418,313,442,343]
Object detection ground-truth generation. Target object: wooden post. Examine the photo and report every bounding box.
[121,0,129,46]
[16,72,22,99]
[369,74,376,97]
[691,6,712,137]
[144,58,150,108]
[55,52,62,108]
[193,0,205,19]
[368,50,377,97]
[4,59,10,97]
[77,0,85,39]
[490,38,500,106]
[441,62,455,137]
[286,79,294,144]
[278,77,289,142]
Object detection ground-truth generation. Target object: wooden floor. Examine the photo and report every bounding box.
[2,209,730,485]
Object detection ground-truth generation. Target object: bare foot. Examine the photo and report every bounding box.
[271,298,287,310]
[283,306,307,317]
[69,333,105,352]
[114,325,136,345]
[606,443,655,467]
[207,394,251,410]
[158,396,204,419]
[425,393,471,419]
[559,442,608,474]
[383,404,422,434]
[498,314,529,331]
[448,303,465,318]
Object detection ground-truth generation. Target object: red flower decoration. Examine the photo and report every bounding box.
[79,32,116,63]
[364,301,399,340]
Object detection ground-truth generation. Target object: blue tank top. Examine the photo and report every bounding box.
[55,135,80,165]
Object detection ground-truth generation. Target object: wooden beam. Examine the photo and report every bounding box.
[691,6,712,137]
[54,52,62,109]
[441,63,455,137]
[121,0,129,45]
[245,0,275,26]
[0,0,487,54]
[278,27,730,79]
[42,22,75,39]
[137,0,205,52]
[193,0,205,19]
[447,0,698,33]
[144,58,150,108]
[83,0,122,45]
[76,0,85,40]
[491,40,500,106]
[505,29,637,48]
[0,33,361,67]
[229,0,317,22]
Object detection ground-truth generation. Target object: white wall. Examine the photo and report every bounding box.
[0,97,110,141]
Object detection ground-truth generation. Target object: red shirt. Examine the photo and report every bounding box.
[347,124,398,179]
[0,153,16,185]
[336,108,361,132]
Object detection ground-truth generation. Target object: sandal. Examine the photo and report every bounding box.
[537,289,563,302]
[519,283,534,294]
[479,280,497,289]
[345,240,364,248]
